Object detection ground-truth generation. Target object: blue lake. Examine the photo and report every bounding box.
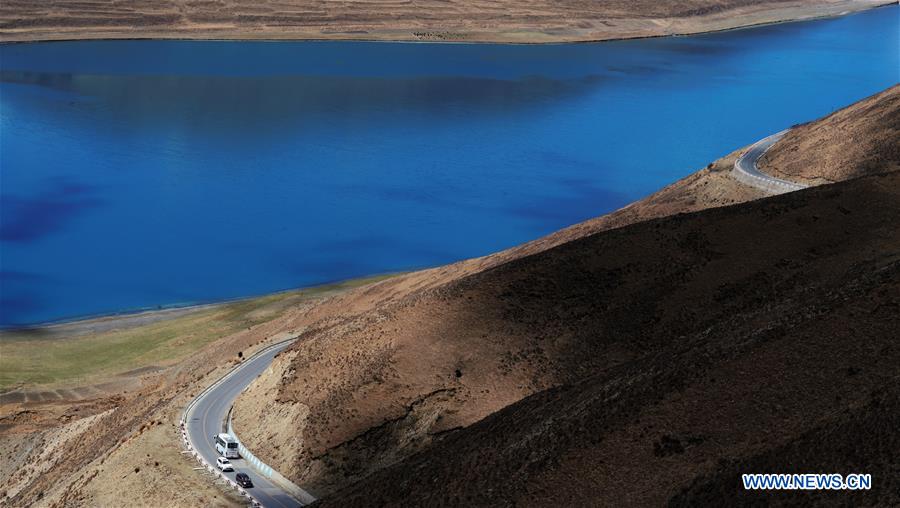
[1,6,897,326]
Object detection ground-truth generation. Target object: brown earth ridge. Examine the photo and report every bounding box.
[0,0,891,43]
[761,85,900,185]
[231,84,900,507]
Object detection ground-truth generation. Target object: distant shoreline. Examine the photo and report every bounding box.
[0,273,400,336]
[0,1,892,45]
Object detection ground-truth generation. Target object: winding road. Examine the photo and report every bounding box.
[733,129,807,194]
[183,340,306,508]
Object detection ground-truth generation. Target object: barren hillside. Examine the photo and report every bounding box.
[0,284,375,508]
[0,0,889,43]
[761,84,900,185]
[231,86,899,500]
[321,170,900,507]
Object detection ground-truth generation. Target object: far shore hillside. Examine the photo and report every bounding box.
[0,0,892,43]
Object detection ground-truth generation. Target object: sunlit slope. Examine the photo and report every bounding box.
[761,84,900,185]
[0,0,888,42]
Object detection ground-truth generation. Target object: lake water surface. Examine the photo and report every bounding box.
[1,6,897,326]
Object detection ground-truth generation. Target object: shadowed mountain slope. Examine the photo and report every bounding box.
[318,170,900,507]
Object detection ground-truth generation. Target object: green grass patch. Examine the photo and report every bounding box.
[0,274,394,391]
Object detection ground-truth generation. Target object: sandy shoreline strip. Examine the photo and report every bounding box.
[0,273,399,337]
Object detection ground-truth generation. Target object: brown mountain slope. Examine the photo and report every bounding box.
[761,84,900,185]
[231,86,898,497]
[671,387,899,506]
[0,1,888,43]
[318,170,900,507]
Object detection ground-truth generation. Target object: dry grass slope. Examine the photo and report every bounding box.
[0,0,889,42]
[0,275,391,392]
[762,84,900,185]
[0,276,390,507]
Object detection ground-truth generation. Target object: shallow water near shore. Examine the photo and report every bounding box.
[1,6,897,326]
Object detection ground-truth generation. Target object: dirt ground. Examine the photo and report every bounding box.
[0,279,390,507]
[0,323,277,507]
[0,0,890,43]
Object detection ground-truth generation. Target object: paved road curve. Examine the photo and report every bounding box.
[184,340,303,508]
[733,129,808,194]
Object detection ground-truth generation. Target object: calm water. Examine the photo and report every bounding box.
[1,7,897,326]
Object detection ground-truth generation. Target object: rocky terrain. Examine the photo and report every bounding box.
[0,0,889,43]
[230,85,900,505]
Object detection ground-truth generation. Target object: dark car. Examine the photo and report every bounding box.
[235,473,253,488]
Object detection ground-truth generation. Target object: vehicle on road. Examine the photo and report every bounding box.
[236,472,254,488]
[216,457,234,472]
[214,433,240,458]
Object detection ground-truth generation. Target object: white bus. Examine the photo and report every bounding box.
[214,433,240,459]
